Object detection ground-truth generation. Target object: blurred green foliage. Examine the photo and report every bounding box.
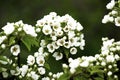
[0,0,120,56]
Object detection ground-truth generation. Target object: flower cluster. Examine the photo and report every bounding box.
[0,12,85,80]
[36,12,85,60]
[102,0,120,27]
[60,37,120,80]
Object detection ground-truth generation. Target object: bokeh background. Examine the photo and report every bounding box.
[0,0,120,56]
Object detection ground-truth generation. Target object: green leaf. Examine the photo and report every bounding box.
[21,35,39,51]
[58,73,71,80]
[44,63,50,70]
[0,56,8,62]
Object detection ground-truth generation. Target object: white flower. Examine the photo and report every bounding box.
[2,23,15,35]
[63,26,69,32]
[15,20,24,26]
[38,67,46,75]
[108,65,112,69]
[70,47,77,55]
[62,64,68,68]
[23,24,37,37]
[38,47,44,54]
[57,38,65,46]
[56,30,63,36]
[52,24,61,32]
[40,40,46,47]
[36,55,45,66]
[111,10,118,15]
[27,55,35,65]
[102,15,114,23]
[106,0,115,9]
[107,71,112,76]
[20,65,28,77]
[42,77,50,80]
[80,61,89,67]
[115,54,120,60]
[42,25,52,35]
[10,44,20,56]
[47,43,55,53]
[53,52,63,60]
[30,71,39,80]
[101,61,106,66]
[64,42,71,48]
[115,17,120,26]
[2,72,8,78]
[68,31,75,39]
[76,22,83,31]
[0,36,7,44]
[36,28,41,32]
[106,55,115,63]
[1,44,6,49]
[69,58,80,69]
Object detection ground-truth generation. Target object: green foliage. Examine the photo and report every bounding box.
[21,35,39,51]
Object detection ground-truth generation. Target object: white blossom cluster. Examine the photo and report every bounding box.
[62,37,120,79]
[102,0,120,27]
[0,12,85,79]
[0,20,38,50]
[36,12,85,60]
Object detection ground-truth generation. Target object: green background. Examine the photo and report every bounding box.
[0,0,120,56]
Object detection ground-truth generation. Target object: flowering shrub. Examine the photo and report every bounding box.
[0,0,120,80]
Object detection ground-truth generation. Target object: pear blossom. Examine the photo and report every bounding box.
[42,77,50,80]
[23,24,37,37]
[53,52,63,60]
[27,55,35,65]
[106,0,115,9]
[10,44,20,56]
[0,36,7,44]
[38,67,46,75]
[70,47,77,55]
[2,23,15,35]
[36,55,45,66]
[20,65,28,77]
[115,17,120,26]
[29,71,39,80]
[42,25,52,35]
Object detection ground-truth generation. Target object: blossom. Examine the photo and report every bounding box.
[80,61,89,67]
[106,0,115,9]
[38,67,46,75]
[2,23,15,35]
[10,44,20,56]
[47,43,55,53]
[106,55,115,63]
[36,55,45,66]
[70,47,77,55]
[107,71,112,76]
[20,65,28,77]
[42,77,50,80]
[27,55,35,65]
[102,15,114,23]
[42,25,52,35]
[23,24,37,37]
[29,71,39,80]
[2,72,8,78]
[69,58,80,69]
[76,22,83,31]
[52,52,63,60]
[0,36,7,44]
[115,17,120,26]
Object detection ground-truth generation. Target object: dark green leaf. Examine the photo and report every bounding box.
[21,35,39,51]
[58,73,71,80]
[44,63,50,70]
